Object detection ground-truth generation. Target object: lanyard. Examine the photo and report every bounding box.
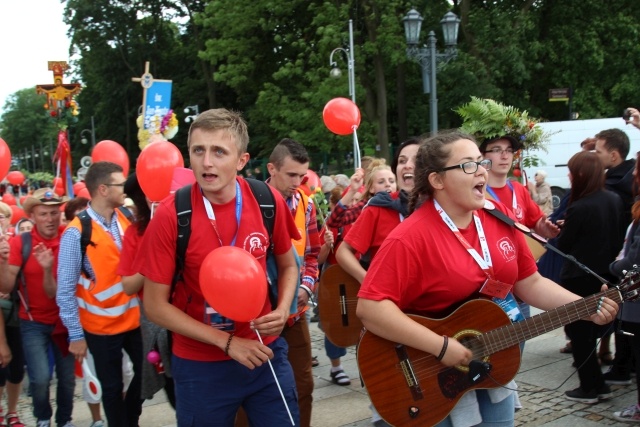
[433,199,494,278]
[486,180,517,212]
[202,181,242,247]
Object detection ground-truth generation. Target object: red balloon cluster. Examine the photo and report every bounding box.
[2,193,16,206]
[9,206,26,225]
[73,181,86,196]
[52,177,65,197]
[323,98,361,135]
[92,140,130,177]
[137,141,184,202]
[199,246,267,322]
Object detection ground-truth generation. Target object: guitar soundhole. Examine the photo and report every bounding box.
[408,406,419,419]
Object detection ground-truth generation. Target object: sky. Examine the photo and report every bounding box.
[0,0,70,114]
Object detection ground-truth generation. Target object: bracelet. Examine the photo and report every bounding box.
[436,335,448,361]
[224,333,235,356]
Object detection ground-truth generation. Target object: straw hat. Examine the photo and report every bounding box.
[22,188,68,215]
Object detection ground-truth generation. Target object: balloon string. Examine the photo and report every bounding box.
[254,330,295,425]
[353,128,361,170]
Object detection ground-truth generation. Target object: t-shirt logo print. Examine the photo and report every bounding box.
[244,232,268,259]
[497,237,516,262]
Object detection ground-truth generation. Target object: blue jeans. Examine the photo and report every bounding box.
[84,328,144,427]
[324,335,346,360]
[435,390,515,427]
[20,320,75,426]
[172,337,299,427]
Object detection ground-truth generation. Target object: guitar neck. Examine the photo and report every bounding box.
[471,288,622,357]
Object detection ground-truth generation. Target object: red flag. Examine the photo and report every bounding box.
[53,130,74,198]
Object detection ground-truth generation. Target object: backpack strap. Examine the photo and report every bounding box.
[172,184,193,303]
[117,206,134,221]
[77,210,95,279]
[13,232,32,319]
[245,178,276,251]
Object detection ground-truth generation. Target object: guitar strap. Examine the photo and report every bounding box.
[482,202,611,285]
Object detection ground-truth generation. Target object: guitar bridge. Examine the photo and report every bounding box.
[395,344,424,401]
[339,284,348,326]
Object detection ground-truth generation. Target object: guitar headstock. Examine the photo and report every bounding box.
[618,267,640,302]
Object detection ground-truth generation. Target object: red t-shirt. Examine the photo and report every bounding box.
[343,199,403,260]
[488,180,544,228]
[136,178,299,362]
[8,228,62,324]
[358,200,537,318]
[117,225,144,298]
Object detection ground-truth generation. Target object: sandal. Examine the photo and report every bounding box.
[559,342,572,354]
[330,368,351,386]
[311,355,319,368]
[599,351,614,366]
[5,412,24,427]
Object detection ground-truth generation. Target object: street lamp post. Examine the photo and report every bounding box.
[329,19,360,167]
[403,9,460,136]
[80,116,96,147]
[184,105,200,123]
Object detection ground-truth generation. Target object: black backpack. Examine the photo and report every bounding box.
[171,179,280,307]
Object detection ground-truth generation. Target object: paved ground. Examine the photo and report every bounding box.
[11,314,638,426]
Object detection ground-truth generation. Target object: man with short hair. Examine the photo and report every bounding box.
[56,162,143,427]
[138,109,301,425]
[0,188,74,427]
[594,128,635,227]
[267,138,321,427]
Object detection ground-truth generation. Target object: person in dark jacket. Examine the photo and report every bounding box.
[558,151,625,404]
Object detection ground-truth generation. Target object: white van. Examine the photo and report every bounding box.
[522,117,640,208]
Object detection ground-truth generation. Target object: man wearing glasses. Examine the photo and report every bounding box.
[57,161,143,427]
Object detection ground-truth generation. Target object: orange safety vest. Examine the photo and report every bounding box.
[292,189,308,257]
[67,210,140,335]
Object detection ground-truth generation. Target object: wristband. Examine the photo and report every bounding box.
[224,333,235,356]
[436,335,448,361]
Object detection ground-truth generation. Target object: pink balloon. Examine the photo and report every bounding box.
[171,167,196,193]
[0,138,10,181]
[199,247,267,322]
[323,97,361,135]
[92,140,130,177]
[137,141,184,202]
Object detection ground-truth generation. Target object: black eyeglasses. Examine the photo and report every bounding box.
[484,148,514,155]
[104,182,126,187]
[439,159,492,174]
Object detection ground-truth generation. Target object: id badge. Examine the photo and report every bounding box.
[204,302,235,331]
[479,277,512,300]
[493,292,524,323]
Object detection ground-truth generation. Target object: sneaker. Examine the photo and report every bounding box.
[6,412,24,427]
[60,422,76,427]
[604,368,633,385]
[564,387,598,404]
[89,422,104,427]
[597,384,613,400]
[613,404,640,423]
[36,421,50,427]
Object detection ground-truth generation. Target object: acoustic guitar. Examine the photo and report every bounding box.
[357,269,640,427]
[318,264,363,347]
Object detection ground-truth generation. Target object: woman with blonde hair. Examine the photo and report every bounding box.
[0,203,11,236]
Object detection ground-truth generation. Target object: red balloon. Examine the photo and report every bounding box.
[52,177,62,188]
[305,169,321,192]
[199,246,267,322]
[0,138,10,182]
[171,167,196,193]
[77,188,91,200]
[19,195,27,206]
[92,140,130,177]
[323,97,361,136]
[73,181,86,195]
[6,171,25,186]
[54,185,65,197]
[2,193,16,206]
[9,206,26,225]
[137,141,184,202]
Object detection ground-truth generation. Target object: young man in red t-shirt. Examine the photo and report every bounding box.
[138,109,301,425]
[0,188,74,427]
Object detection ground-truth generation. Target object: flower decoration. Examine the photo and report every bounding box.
[455,97,554,152]
[137,110,179,150]
[310,187,329,227]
